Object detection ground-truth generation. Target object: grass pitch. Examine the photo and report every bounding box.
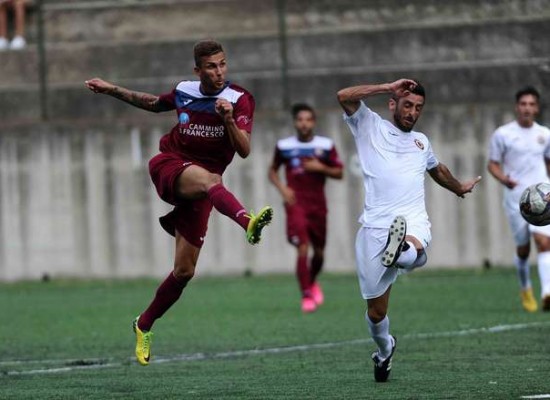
[2,268,550,399]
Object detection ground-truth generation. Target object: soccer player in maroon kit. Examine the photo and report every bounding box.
[269,104,344,313]
[85,40,273,365]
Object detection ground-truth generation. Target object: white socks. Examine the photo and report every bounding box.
[397,242,417,268]
[367,314,393,359]
[514,255,531,290]
[537,252,550,297]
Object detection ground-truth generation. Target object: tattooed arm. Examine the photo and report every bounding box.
[85,78,174,113]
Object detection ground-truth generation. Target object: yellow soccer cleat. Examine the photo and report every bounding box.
[133,316,153,366]
[520,289,538,313]
[246,206,273,245]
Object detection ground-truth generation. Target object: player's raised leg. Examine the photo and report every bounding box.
[367,287,397,383]
[533,233,550,311]
[134,232,199,365]
[176,164,272,244]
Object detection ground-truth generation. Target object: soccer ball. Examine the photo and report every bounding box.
[519,183,550,226]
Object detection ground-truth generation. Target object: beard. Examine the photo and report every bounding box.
[393,114,415,132]
[297,129,314,139]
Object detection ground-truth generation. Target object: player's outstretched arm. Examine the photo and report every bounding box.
[85,78,174,113]
[428,163,482,198]
[336,79,418,116]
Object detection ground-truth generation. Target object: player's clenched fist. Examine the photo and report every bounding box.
[85,78,115,94]
[215,99,234,122]
[388,79,418,98]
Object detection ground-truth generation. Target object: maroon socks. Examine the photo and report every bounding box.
[207,183,250,230]
[296,254,312,298]
[138,272,189,331]
[310,254,324,283]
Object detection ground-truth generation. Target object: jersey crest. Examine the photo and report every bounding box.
[414,139,425,150]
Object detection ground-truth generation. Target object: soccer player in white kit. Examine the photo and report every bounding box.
[488,86,550,313]
[337,79,481,382]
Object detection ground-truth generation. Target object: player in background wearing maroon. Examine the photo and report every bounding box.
[269,104,344,313]
[85,40,273,365]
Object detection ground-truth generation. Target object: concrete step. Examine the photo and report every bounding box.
[1,18,549,87]
[41,0,278,44]
[37,0,550,44]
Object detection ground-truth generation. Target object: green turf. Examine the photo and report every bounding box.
[2,268,550,399]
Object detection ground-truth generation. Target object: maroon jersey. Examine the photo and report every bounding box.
[158,80,255,175]
[273,135,343,207]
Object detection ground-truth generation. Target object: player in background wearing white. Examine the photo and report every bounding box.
[337,79,481,382]
[488,86,550,312]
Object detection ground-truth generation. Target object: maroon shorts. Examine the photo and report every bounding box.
[149,152,213,248]
[285,203,327,248]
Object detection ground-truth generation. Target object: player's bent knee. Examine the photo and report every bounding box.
[203,173,222,191]
[367,303,387,323]
[173,264,196,282]
[517,244,530,259]
[367,308,386,324]
[297,243,309,257]
[313,247,324,259]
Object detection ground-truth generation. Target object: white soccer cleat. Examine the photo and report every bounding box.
[10,36,26,50]
[0,37,8,51]
[381,216,407,268]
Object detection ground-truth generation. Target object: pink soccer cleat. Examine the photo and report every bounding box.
[301,296,317,313]
[310,282,324,305]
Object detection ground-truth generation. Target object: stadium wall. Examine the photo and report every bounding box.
[1,0,549,280]
[0,103,522,280]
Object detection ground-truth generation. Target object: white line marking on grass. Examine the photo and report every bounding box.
[521,395,550,399]
[2,320,550,376]
[0,357,112,366]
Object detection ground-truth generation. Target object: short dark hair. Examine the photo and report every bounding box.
[194,40,224,67]
[410,80,426,98]
[515,86,540,103]
[291,103,316,119]
[391,79,426,102]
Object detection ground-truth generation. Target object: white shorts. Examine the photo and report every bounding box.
[355,221,432,300]
[505,208,550,246]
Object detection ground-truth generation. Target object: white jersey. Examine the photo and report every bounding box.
[488,120,550,210]
[343,101,439,228]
